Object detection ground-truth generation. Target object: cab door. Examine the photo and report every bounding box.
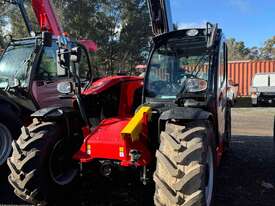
[217,41,227,143]
[147,0,174,35]
[31,43,72,109]
[31,44,92,109]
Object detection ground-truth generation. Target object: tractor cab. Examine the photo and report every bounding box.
[144,26,221,107]
[0,0,95,112]
[0,35,92,112]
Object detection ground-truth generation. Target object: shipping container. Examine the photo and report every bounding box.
[228,60,275,96]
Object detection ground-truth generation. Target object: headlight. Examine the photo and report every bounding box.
[57,81,73,94]
[185,78,207,93]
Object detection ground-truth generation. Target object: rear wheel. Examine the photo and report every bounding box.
[0,106,22,166]
[8,120,79,205]
[0,123,12,166]
[154,121,216,206]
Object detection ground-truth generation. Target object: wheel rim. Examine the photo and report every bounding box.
[205,146,214,206]
[49,139,78,186]
[0,123,12,165]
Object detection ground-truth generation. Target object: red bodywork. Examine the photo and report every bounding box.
[78,39,98,52]
[30,0,149,168]
[73,76,152,167]
[31,0,97,52]
[32,0,63,36]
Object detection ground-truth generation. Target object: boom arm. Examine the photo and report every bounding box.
[31,0,63,36]
[147,0,174,35]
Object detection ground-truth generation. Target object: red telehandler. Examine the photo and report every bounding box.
[0,0,95,165]
[8,0,231,206]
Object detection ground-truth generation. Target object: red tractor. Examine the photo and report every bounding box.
[0,0,95,166]
[8,1,231,205]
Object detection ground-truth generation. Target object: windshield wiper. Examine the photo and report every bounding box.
[191,55,208,77]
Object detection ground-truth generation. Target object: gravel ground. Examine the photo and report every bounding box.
[1,105,275,206]
[215,107,275,206]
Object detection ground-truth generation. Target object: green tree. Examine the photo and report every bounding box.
[260,36,275,60]
[0,3,8,49]
[55,0,151,74]
[118,0,151,71]
[2,0,39,38]
[227,38,250,61]
[2,0,151,72]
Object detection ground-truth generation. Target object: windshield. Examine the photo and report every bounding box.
[145,44,211,99]
[0,43,35,88]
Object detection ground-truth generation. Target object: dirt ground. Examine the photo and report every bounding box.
[1,103,275,206]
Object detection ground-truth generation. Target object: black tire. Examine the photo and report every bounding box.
[154,121,217,206]
[0,105,22,166]
[7,120,80,205]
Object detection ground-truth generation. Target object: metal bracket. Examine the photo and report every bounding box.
[206,22,218,48]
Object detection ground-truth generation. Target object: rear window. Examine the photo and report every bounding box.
[253,74,268,87]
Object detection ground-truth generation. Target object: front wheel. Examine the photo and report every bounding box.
[8,120,80,205]
[154,121,216,206]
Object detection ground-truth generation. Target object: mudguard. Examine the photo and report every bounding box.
[31,106,76,121]
[159,107,212,121]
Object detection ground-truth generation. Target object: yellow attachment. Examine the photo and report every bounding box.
[121,106,152,142]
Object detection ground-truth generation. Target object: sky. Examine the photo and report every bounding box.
[169,0,275,48]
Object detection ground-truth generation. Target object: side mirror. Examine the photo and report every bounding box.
[70,47,81,63]
[56,48,70,76]
[57,48,70,67]
[42,32,53,47]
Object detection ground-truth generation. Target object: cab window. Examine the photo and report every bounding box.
[37,43,60,80]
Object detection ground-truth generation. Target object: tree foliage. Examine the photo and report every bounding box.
[53,0,151,73]
[260,36,275,60]
[0,0,152,71]
[0,3,8,49]
[227,37,275,61]
[0,0,274,66]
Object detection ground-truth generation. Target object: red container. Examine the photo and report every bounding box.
[228,60,275,96]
